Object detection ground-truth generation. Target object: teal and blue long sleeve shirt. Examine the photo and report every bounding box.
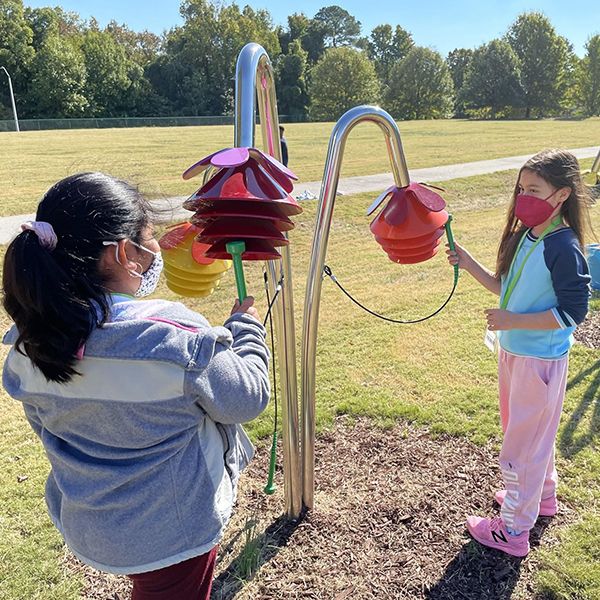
[498,227,590,359]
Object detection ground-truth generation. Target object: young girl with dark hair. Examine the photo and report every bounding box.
[2,172,270,599]
[447,149,592,557]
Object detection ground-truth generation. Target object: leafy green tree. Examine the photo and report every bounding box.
[100,23,162,116]
[579,35,600,116]
[313,5,361,48]
[384,46,454,120]
[459,40,522,118]
[446,48,473,93]
[27,34,87,117]
[25,6,84,49]
[505,12,570,117]
[105,21,161,66]
[277,12,309,54]
[277,12,327,65]
[0,0,35,117]
[276,40,309,118]
[309,47,379,121]
[446,48,473,117]
[302,19,328,64]
[287,13,309,41]
[81,30,135,116]
[149,0,280,115]
[363,24,414,84]
[558,50,581,116]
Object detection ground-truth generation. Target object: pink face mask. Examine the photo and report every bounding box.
[514,190,558,228]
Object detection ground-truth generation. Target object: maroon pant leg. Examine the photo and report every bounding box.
[129,546,218,600]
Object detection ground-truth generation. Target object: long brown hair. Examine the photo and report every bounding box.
[495,149,594,278]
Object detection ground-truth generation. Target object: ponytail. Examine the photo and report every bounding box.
[2,173,153,383]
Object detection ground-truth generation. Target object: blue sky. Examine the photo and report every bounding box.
[23,0,600,57]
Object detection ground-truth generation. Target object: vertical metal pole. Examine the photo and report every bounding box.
[0,67,20,132]
[300,106,410,509]
[235,43,302,518]
[591,148,600,176]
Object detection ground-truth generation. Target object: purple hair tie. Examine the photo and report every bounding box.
[21,221,58,251]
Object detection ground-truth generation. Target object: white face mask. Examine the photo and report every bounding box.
[103,240,164,297]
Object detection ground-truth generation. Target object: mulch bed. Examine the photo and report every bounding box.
[63,308,598,599]
[64,417,574,600]
[573,307,600,350]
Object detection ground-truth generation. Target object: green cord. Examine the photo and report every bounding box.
[263,431,277,495]
[445,214,459,286]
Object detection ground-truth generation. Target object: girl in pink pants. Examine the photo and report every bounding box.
[447,149,592,557]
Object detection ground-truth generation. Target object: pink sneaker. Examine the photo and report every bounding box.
[494,490,558,517]
[466,515,530,557]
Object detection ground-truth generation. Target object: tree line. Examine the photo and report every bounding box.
[1,0,599,122]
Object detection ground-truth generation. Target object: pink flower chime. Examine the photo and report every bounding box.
[159,147,302,300]
[182,147,302,262]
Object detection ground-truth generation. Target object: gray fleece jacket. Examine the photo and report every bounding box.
[2,294,270,574]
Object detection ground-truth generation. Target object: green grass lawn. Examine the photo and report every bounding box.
[2,117,600,216]
[1,151,600,597]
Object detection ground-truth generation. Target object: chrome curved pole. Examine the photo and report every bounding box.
[301,106,410,509]
[592,148,600,175]
[235,43,302,518]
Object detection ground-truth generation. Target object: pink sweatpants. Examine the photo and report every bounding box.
[498,348,568,532]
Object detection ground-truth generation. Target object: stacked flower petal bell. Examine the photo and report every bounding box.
[370,183,449,264]
[182,147,302,261]
[159,222,232,297]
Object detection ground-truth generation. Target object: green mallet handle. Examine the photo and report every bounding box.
[445,215,459,286]
[225,240,247,301]
[263,430,277,494]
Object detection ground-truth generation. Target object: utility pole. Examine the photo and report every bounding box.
[1,66,20,132]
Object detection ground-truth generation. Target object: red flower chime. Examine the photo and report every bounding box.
[370,182,449,264]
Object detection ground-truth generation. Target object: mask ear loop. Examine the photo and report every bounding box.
[103,241,143,278]
[128,262,143,279]
[130,240,160,257]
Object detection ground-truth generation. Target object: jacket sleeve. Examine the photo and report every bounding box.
[544,234,591,327]
[183,313,270,424]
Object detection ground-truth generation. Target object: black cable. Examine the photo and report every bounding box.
[262,273,283,327]
[263,271,278,429]
[263,270,278,494]
[323,264,458,324]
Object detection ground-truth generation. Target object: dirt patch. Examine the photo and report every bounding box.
[64,417,573,599]
[574,308,600,349]
[63,555,131,600]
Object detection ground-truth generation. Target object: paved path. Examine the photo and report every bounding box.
[1,146,597,244]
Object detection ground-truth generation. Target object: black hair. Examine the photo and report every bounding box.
[2,172,153,383]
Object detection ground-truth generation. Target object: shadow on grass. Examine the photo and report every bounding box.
[554,115,588,121]
[211,511,305,599]
[426,519,553,600]
[560,358,600,457]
